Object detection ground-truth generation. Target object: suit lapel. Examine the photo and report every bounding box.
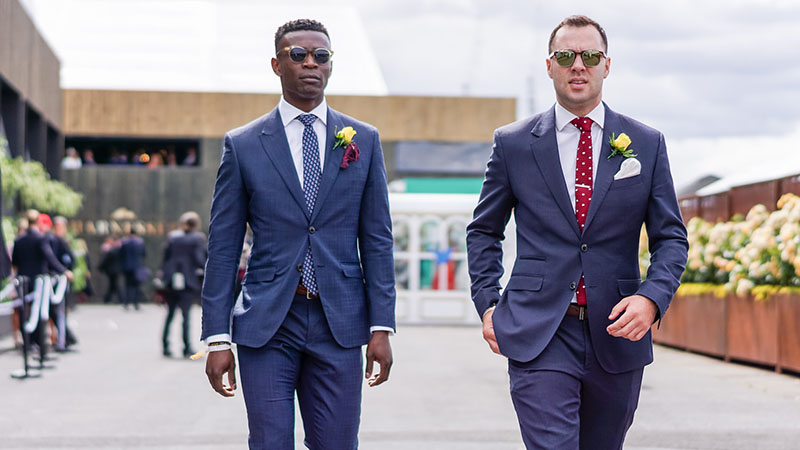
[310,107,344,223]
[530,107,581,238]
[258,108,309,219]
[583,103,620,233]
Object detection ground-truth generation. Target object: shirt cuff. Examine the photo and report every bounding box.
[205,333,231,345]
[482,305,496,318]
[370,326,395,335]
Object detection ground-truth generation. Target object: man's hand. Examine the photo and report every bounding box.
[482,308,502,355]
[64,270,74,282]
[607,295,658,342]
[205,349,237,397]
[365,331,392,387]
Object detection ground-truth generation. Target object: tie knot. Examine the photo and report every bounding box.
[570,117,593,132]
[297,114,317,127]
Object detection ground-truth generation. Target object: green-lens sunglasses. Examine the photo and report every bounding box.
[549,49,606,67]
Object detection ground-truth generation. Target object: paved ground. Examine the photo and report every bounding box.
[1,304,799,449]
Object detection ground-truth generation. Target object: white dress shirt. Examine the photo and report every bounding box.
[207,97,391,346]
[554,102,605,212]
[279,96,328,186]
[484,101,605,317]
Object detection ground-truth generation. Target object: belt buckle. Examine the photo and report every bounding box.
[306,290,313,300]
[579,305,586,321]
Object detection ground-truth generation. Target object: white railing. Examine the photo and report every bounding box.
[389,193,516,325]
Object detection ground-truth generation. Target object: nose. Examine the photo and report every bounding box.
[571,54,586,72]
[302,52,318,68]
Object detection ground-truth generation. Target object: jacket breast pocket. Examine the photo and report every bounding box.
[609,175,643,190]
[506,275,543,292]
[243,266,276,284]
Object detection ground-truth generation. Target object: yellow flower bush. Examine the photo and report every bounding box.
[652,193,800,298]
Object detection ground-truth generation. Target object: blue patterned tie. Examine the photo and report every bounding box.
[298,114,321,295]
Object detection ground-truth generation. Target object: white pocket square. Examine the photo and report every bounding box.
[613,158,641,180]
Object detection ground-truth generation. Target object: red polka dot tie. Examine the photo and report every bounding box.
[571,117,593,306]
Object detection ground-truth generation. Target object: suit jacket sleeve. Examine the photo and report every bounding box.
[42,236,67,274]
[357,131,396,331]
[201,133,248,340]
[637,134,689,322]
[466,131,517,317]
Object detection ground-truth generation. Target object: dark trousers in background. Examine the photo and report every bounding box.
[103,273,122,304]
[508,314,644,450]
[162,290,195,356]
[123,271,141,309]
[237,294,363,450]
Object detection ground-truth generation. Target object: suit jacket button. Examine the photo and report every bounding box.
[309,226,316,234]
[297,264,303,272]
[569,281,577,290]
[581,244,588,252]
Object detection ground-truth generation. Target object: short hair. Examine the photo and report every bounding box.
[548,15,608,53]
[180,211,201,232]
[274,19,329,52]
[54,216,68,226]
[25,209,39,224]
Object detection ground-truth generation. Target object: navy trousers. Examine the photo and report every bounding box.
[237,294,363,450]
[508,314,644,450]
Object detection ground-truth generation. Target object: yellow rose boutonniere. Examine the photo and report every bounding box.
[333,126,357,150]
[608,132,637,159]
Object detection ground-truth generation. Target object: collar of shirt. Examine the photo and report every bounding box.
[279,96,328,127]
[554,101,605,132]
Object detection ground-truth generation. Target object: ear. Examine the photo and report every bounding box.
[271,57,281,77]
[545,58,553,80]
[603,56,611,79]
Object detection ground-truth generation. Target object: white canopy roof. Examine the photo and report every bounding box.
[20,0,388,95]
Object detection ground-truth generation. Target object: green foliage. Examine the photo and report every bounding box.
[0,154,83,216]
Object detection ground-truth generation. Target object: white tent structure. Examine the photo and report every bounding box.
[669,126,800,196]
[20,0,388,96]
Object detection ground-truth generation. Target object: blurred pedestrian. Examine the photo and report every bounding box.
[181,147,197,166]
[61,147,82,169]
[46,215,79,349]
[120,228,146,310]
[11,210,72,360]
[82,150,96,166]
[99,236,123,304]
[160,212,206,357]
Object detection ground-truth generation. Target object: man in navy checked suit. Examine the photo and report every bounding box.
[201,19,395,450]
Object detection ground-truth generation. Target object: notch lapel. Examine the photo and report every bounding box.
[258,108,309,219]
[583,103,620,232]
[310,107,344,223]
[530,107,581,238]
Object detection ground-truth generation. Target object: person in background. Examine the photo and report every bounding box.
[181,147,197,166]
[160,212,207,358]
[61,147,82,169]
[82,150,96,166]
[120,228,146,310]
[99,236,123,304]
[11,210,72,360]
[48,216,79,349]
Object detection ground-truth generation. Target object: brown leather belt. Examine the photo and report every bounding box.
[566,304,587,321]
[296,283,320,300]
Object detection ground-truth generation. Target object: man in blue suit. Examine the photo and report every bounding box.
[466,15,688,449]
[201,19,395,450]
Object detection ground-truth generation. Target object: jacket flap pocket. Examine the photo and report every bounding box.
[244,267,276,284]
[617,279,641,296]
[506,275,543,291]
[512,257,547,276]
[342,263,363,278]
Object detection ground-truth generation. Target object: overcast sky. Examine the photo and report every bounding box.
[20,0,800,191]
[345,0,800,190]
